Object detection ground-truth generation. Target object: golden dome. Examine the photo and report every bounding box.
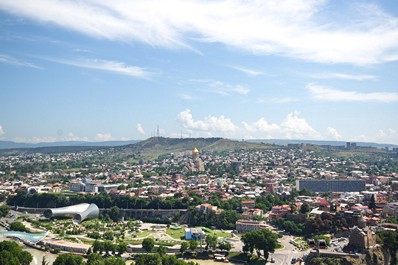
[192,147,199,154]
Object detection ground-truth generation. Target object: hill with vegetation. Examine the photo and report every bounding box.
[118,137,276,160]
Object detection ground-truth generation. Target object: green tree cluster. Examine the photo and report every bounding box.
[0,205,10,217]
[0,241,32,265]
[377,230,398,265]
[241,229,278,261]
[188,209,240,229]
[135,253,198,265]
[10,221,28,232]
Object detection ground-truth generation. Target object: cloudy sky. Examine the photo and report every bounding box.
[0,0,398,144]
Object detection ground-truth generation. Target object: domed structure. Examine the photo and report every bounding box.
[192,148,199,160]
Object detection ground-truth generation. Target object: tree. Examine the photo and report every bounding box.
[218,241,232,252]
[135,254,162,265]
[189,240,198,252]
[117,242,128,255]
[377,230,398,265]
[300,203,311,214]
[0,205,10,217]
[157,245,167,256]
[109,206,120,222]
[9,221,27,232]
[0,241,32,265]
[93,240,104,254]
[142,238,155,252]
[241,229,279,260]
[369,194,376,210]
[103,240,114,255]
[103,256,125,265]
[180,241,189,254]
[205,235,218,251]
[104,231,114,240]
[53,253,84,265]
[87,253,103,265]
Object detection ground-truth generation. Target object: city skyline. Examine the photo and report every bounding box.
[1,1,398,144]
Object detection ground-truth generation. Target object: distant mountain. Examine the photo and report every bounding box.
[0,140,139,150]
[246,139,398,149]
[1,137,396,157]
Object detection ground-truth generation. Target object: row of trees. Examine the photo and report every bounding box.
[8,191,193,210]
[8,189,298,213]
[53,253,126,265]
[91,240,128,256]
[187,209,241,229]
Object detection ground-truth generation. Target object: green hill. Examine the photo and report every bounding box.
[119,137,276,160]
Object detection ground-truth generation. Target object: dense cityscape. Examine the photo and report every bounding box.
[0,138,397,265]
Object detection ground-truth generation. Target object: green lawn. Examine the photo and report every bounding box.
[166,228,185,239]
[135,230,151,238]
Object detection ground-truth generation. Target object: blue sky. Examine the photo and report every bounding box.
[0,0,398,144]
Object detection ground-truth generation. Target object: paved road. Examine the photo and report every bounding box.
[269,235,306,265]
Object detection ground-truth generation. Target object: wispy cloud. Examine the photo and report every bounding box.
[308,83,398,103]
[48,58,152,78]
[2,1,398,64]
[0,54,42,69]
[228,65,264,76]
[0,125,4,136]
[190,79,250,96]
[309,72,377,81]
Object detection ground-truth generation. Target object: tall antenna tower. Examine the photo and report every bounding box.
[157,124,160,138]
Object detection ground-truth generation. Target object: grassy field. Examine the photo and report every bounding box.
[166,228,185,239]
[135,230,151,238]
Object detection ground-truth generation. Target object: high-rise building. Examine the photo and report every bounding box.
[296,179,365,192]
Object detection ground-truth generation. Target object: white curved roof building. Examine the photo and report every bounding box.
[44,203,99,224]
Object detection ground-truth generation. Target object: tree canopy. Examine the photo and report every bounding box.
[142,237,155,252]
[241,229,279,260]
[0,241,32,265]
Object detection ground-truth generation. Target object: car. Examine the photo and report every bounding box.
[270,257,275,263]
[291,258,297,264]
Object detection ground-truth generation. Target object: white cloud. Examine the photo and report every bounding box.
[47,58,152,78]
[95,133,113,141]
[62,132,89,142]
[206,81,250,96]
[308,83,398,103]
[280,111,319,139]
[13,136,57,143]
[2,1,397,64]
[0,125,4,136]
[228,65,264,76]
[353,128,398,144]
[136,123,145,135]
[310,72,377,81]
[177,109,238,134]
[243,118,280,133]
[325,127,342,140]
[0,54,42,69]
